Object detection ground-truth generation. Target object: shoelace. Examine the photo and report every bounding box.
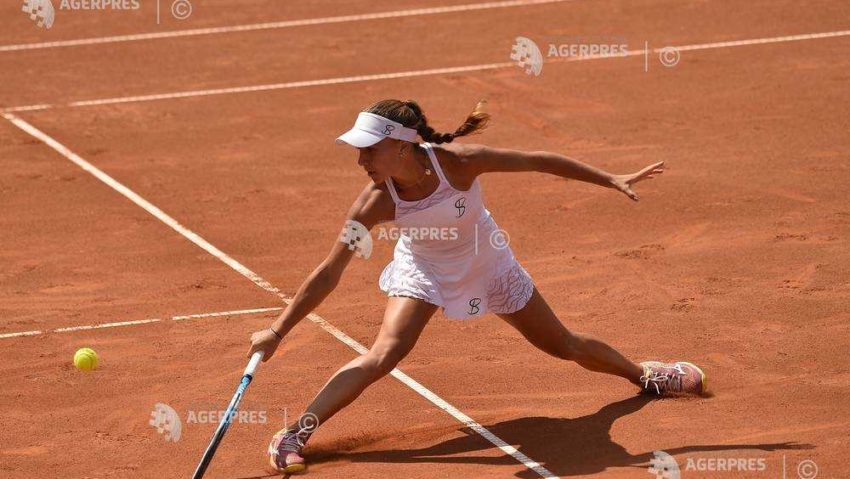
[641,364,686,394]
[270,429,310,455]
[283,433,302,452]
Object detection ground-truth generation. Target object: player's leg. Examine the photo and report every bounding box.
[496,286,644,385]
[290,295,438,429]
[270,295,439,473]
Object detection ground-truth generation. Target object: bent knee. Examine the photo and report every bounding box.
[364,345,408,378]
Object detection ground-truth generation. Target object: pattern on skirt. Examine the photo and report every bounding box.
[487,261,534,314]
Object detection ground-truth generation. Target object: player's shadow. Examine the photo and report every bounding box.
[307,395,812,478]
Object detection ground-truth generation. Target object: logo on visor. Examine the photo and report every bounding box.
[382,125,395,135]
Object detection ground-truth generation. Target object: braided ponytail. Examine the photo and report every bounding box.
[364,99,491,144]
[405,99,490,144]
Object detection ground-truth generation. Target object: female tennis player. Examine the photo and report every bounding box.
[248,99,705,474]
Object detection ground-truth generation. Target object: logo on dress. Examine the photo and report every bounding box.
[454,197,466,218]
[467,297,481,315]
[382,124,395,135]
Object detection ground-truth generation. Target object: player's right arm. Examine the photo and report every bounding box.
[248,181,394,361]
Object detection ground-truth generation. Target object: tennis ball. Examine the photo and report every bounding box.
[73,347,98,371]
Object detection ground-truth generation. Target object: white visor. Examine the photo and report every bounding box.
[335,112,418,147]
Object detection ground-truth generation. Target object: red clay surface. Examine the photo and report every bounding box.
[2,1,849,478]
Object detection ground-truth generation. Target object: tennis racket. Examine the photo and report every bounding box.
[191,350,264,479]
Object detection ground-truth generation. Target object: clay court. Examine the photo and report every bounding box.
[2,0,849,477]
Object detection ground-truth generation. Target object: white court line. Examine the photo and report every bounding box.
[0,0,570,53]
[2,114,557,479]
[0,306,284,339]
[171,306,281,320]
[4,28,849,114]
[1,62,513,113]
[0,329,43,339]
[53,318,162,333]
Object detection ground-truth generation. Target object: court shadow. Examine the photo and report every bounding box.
[307,395,812,478]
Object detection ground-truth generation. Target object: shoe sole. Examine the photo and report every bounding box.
[678,361,707,394]
[285,464,307,474]
[267,453,307,475]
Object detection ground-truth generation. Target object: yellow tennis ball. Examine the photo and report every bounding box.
[73,347,98,371]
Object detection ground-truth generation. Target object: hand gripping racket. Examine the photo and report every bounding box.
[191,351,264,479]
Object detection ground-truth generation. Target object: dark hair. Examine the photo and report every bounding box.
[363,99,490,144]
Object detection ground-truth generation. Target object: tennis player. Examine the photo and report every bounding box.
[248,99,705,474]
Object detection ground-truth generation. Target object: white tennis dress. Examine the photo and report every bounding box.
[378,142,534,319]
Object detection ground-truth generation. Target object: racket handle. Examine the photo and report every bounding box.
[244,350,264,377]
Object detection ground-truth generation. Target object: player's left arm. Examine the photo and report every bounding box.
[457,143,665,202]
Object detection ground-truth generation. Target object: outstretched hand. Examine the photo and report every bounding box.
[609,161,665,202]
[247,328,282,362]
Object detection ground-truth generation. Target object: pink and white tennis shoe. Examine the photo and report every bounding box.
[268,428,309,474]
[640,361,707,396]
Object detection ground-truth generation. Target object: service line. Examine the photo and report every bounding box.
[4,29,849,114]
[0,306,283,339]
